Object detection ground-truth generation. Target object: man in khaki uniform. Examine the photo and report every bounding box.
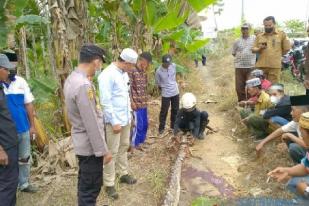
[252,16,291,83]
[64,44,112,206]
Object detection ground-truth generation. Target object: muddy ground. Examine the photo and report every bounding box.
[17,55,296,206]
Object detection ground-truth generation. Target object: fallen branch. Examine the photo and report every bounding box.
[162,135,187,206]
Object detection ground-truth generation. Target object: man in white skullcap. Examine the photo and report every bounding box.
[239,78,272,139]
[98,48,138,199]
[250,69,272,90]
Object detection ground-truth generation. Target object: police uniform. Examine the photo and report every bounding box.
[0,84,19,206]
[64,69,109,206]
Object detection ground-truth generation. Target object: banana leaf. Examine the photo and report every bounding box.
[186,39,209,52]
[187,0,216,12]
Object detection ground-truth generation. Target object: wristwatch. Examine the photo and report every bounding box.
[304,187,309,197]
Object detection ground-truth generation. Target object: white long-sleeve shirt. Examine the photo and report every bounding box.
[98,63,131,126]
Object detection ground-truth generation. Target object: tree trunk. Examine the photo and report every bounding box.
[111,20,120,59]
[31,27,38,77]
[49,0,71,133]
[48,0,88,134]
[19,26,30,79]
[46,23,57,79]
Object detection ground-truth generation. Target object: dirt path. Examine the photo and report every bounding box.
[179,56,295,205]
[179,60,246,205]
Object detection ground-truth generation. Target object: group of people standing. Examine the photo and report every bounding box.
[0,40,211,205]
[64,44,211,205]
[233,16,309,200]
[64,46,152,204]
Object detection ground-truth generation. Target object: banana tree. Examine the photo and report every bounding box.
[47,0,90,133]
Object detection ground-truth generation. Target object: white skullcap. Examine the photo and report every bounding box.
[251,69,264,77]
[120,48,138,64]
[269,84,284,92]
[246,78,261,88]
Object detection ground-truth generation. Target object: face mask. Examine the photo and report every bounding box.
[270,96,280,104]
[265,27,274,33]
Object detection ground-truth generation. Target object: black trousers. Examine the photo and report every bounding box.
[77,155,103,206]
[0,146,18,206]
[159,94,179,131]
[177,111,209,137]
[202,55,206,66]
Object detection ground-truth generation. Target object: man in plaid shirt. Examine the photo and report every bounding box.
[232,23,256,102]
[128,52,152,150]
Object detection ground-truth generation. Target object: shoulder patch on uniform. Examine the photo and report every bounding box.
[87,88,94,100]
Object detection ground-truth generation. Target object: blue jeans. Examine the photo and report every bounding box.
[287,176,309,202]
[270,116,290,126]
[288,143,307,163]
[18,131,31,190]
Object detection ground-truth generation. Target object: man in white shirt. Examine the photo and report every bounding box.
[98,48,138,199]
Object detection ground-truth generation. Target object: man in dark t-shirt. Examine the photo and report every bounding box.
[0,54,19,206]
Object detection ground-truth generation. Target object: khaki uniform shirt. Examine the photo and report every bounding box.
[253,30,291,69]
[64,69,108,157]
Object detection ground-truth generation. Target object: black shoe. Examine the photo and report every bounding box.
[120,174,137,185]
[105,186,119,199]
[159,129,164,135]
[20,185,38,193]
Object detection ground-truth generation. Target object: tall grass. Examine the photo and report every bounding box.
[281,70,306,95]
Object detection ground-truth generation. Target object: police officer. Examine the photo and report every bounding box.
[0,54,19,206]
[64,44,112,206]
